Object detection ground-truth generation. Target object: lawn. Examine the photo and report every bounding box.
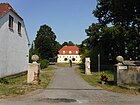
[76,66,140,95]
[0,66,56,98]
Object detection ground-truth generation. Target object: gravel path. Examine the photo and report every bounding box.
[0,65,140,105]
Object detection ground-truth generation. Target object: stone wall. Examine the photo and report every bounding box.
[114,61,140,85]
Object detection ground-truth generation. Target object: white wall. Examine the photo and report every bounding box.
[0,11,29,77]
[57,54,81,63]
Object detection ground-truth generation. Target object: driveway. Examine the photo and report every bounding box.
[0,65,140,105]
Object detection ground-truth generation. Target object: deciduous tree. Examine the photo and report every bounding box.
[34,24,61,60]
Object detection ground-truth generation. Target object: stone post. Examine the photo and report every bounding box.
[114,63,123,85]
[85,57,91,75]
[114,56,126,85]
[27,55,40,85]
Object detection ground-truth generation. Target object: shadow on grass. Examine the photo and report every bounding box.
[81,71,85,74]
[98,81,115,86]
[78,64,85,70]
[107,81,115,85]
[77,64,85,74]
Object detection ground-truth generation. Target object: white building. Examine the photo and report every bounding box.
[0,3,30,77]
[57,46,81,63]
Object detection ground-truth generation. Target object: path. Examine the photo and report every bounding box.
[0,65,140,105]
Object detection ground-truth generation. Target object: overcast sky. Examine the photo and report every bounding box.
[0,0,97,44]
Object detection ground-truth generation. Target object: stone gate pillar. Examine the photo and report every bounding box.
[85,57,91,75]
[27,55,40,85]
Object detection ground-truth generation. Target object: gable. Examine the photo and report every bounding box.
[0,3,22,19]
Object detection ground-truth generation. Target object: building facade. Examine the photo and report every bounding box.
[0,3,30,77]
[57,46,81,63]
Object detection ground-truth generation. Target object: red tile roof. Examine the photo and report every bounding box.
[0,3,21,19]
[58,46,80,55]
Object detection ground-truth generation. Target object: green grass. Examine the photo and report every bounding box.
[0,66,56,98]
[76,67,140,95]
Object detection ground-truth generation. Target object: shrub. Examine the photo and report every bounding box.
[39,59,49,69]
[0,78,9,84]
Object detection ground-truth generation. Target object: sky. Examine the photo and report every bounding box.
[0,0,97,44]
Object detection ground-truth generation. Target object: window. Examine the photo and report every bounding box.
[64,58,68,61]
[69,51,72,54]
[76,51,78,54]
[72,58,75,61]
[63,51,65,54]
[18,22,21,34]
[9,15,14,30]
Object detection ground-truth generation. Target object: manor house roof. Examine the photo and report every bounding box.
[58,46,80,55]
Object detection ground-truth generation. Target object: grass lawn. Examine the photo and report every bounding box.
[0,66,56,98]
[76,66,140,95]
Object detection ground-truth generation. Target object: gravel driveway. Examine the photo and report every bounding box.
[0,65,140,105]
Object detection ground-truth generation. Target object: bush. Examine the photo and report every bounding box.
[0,78,9,84]
[39,59,49,69]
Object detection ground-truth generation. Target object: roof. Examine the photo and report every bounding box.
[58,46,80,55]
[0,3,22,19]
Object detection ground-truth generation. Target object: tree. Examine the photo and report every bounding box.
[34,24,60,60]
[92,0,140,61]
[93,0,140,27]
[68,41,75,46]
[80,0,140,67]
[62,42,68,46]
[84,23,113,65]
[29,42,39,63]
[62,41,75,46]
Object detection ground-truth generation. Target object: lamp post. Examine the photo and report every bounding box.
[98,53,100,73]
[97,36,102,73]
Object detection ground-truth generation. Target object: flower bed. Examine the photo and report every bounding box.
[100,72,108,81]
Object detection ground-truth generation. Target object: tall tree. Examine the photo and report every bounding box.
[92,0,140,61]
[84,23,140,63]
[34,24,59,60]
[62,41,75,46]
[62,42,68,46]
[94,0,140,27]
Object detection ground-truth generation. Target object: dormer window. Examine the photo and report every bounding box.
[63,51,65,54]
[76,51,78,54]
[69,51,72,54]
[9,15,14,30]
